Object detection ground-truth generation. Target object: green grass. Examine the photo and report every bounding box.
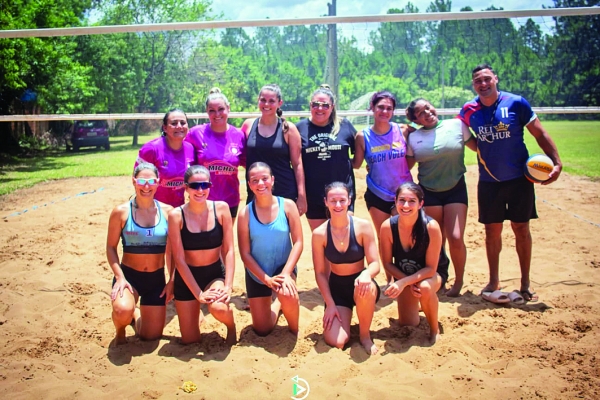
[0,121,599,197]
[0,133,158,196]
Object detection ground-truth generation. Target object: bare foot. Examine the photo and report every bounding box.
[480,282,500,294]
[225,325,237,346]
[360,337,379,355]
[445,283,463,297]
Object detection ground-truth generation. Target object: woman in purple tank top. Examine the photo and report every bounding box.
[353,92,414,282]
[185,88,246,223]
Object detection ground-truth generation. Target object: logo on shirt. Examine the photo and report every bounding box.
[399,259,422,276]
[306,134,341,161]
[230,144,240,155]
[477,124,512,143]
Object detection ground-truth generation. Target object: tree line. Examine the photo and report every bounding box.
[1,0,598,152]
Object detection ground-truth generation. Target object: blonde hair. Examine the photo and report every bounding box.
[205,87,230,108]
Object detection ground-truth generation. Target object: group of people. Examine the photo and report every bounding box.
[106,64,562,353]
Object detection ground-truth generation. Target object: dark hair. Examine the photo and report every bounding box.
[205,87,230,108]
[133,162,159,178]
[324,181,350,198]
[259,84,289,133]
[161,108,188,136]
[369,91,396,111]
[184,165,210,184]
[472,63,494,76]
[311,84,342,136]
[395,182,429,255]
[405,98,428,122]
[248,161,272,176]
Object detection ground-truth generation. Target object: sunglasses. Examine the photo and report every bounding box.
[135,178,159,186]
[186,181,212,190]
[311,101,331,110]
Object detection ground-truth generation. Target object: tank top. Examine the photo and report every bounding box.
[363,122,412,202]
[180,202,223,251]
[121,200,168,254]
[246,118,297,201]
[247,196,293,283]
[324,216,365,265]
[389,214,449,277]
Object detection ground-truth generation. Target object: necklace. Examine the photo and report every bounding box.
[330,222,350,246]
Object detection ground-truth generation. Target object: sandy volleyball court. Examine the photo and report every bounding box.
[0,166,599,399]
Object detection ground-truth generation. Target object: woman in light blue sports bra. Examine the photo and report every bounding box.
[106,162,173,345]
[237,161,304,337]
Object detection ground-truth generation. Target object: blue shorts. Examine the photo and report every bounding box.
[113,264,166,306]
[174,260,225,301]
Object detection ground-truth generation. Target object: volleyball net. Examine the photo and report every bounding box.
[1,5,599,132]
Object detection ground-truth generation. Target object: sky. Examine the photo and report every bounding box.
[206,0,557,49]
[207,0,555,21]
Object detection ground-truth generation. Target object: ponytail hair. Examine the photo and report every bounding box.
[260,83,289,133]
[311,84,342,136]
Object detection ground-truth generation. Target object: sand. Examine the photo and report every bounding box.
[0,166,599,399]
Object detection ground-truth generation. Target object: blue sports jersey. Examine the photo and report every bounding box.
[458,91,536,182]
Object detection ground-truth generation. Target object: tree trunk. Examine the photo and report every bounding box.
[132,119,141,146]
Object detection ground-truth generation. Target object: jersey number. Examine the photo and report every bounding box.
[146,229,153,237]
[500,107,509,119]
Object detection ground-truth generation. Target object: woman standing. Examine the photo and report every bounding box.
[168,165,236,345]
[353,92,413,241]
[405,99,477,297]
[237,162,303,336]
[241,84,306,215]
[185,88,246,222]
[135,109,195,207]
[106,162,173,344]
[380,182,449,344]
[312,182,380,354]
[297,85,358,231]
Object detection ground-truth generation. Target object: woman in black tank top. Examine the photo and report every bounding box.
[312,182,381,355]
[168,165,237,345]
[241,83,307,215]
[380,182,444,344]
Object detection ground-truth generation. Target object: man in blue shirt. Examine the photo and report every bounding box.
[459,64,562,302]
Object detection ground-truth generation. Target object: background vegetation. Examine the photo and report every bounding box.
[1,0,599,152]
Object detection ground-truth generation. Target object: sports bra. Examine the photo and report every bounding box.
[121,200,168,254]
[324,216,365,264]
[180,202,223,251]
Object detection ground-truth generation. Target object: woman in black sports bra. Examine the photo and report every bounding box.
[168,165,236,345]
[380,182,445,344]
[312,182,381,355]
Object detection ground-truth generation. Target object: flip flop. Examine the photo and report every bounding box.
[508,290,525,305]
[481,290,510,304]
[520,289,539,303]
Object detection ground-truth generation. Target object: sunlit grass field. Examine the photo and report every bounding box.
[0,120,598,197]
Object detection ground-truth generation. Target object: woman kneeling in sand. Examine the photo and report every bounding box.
[237,162,303,336]
[106,162,173,344]
[312,182,381,354]
[380,182,445,344]
[168,165,236,345]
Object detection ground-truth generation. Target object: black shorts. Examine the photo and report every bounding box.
[478,176,538,224]
[113,264,166,306]
[245,265,297,299]
[420,176,468,207]
[174,260,225,301]
[364,188,395,214]
[229,205,239,218]
[328,270,381,310]
[306,197,355,220]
